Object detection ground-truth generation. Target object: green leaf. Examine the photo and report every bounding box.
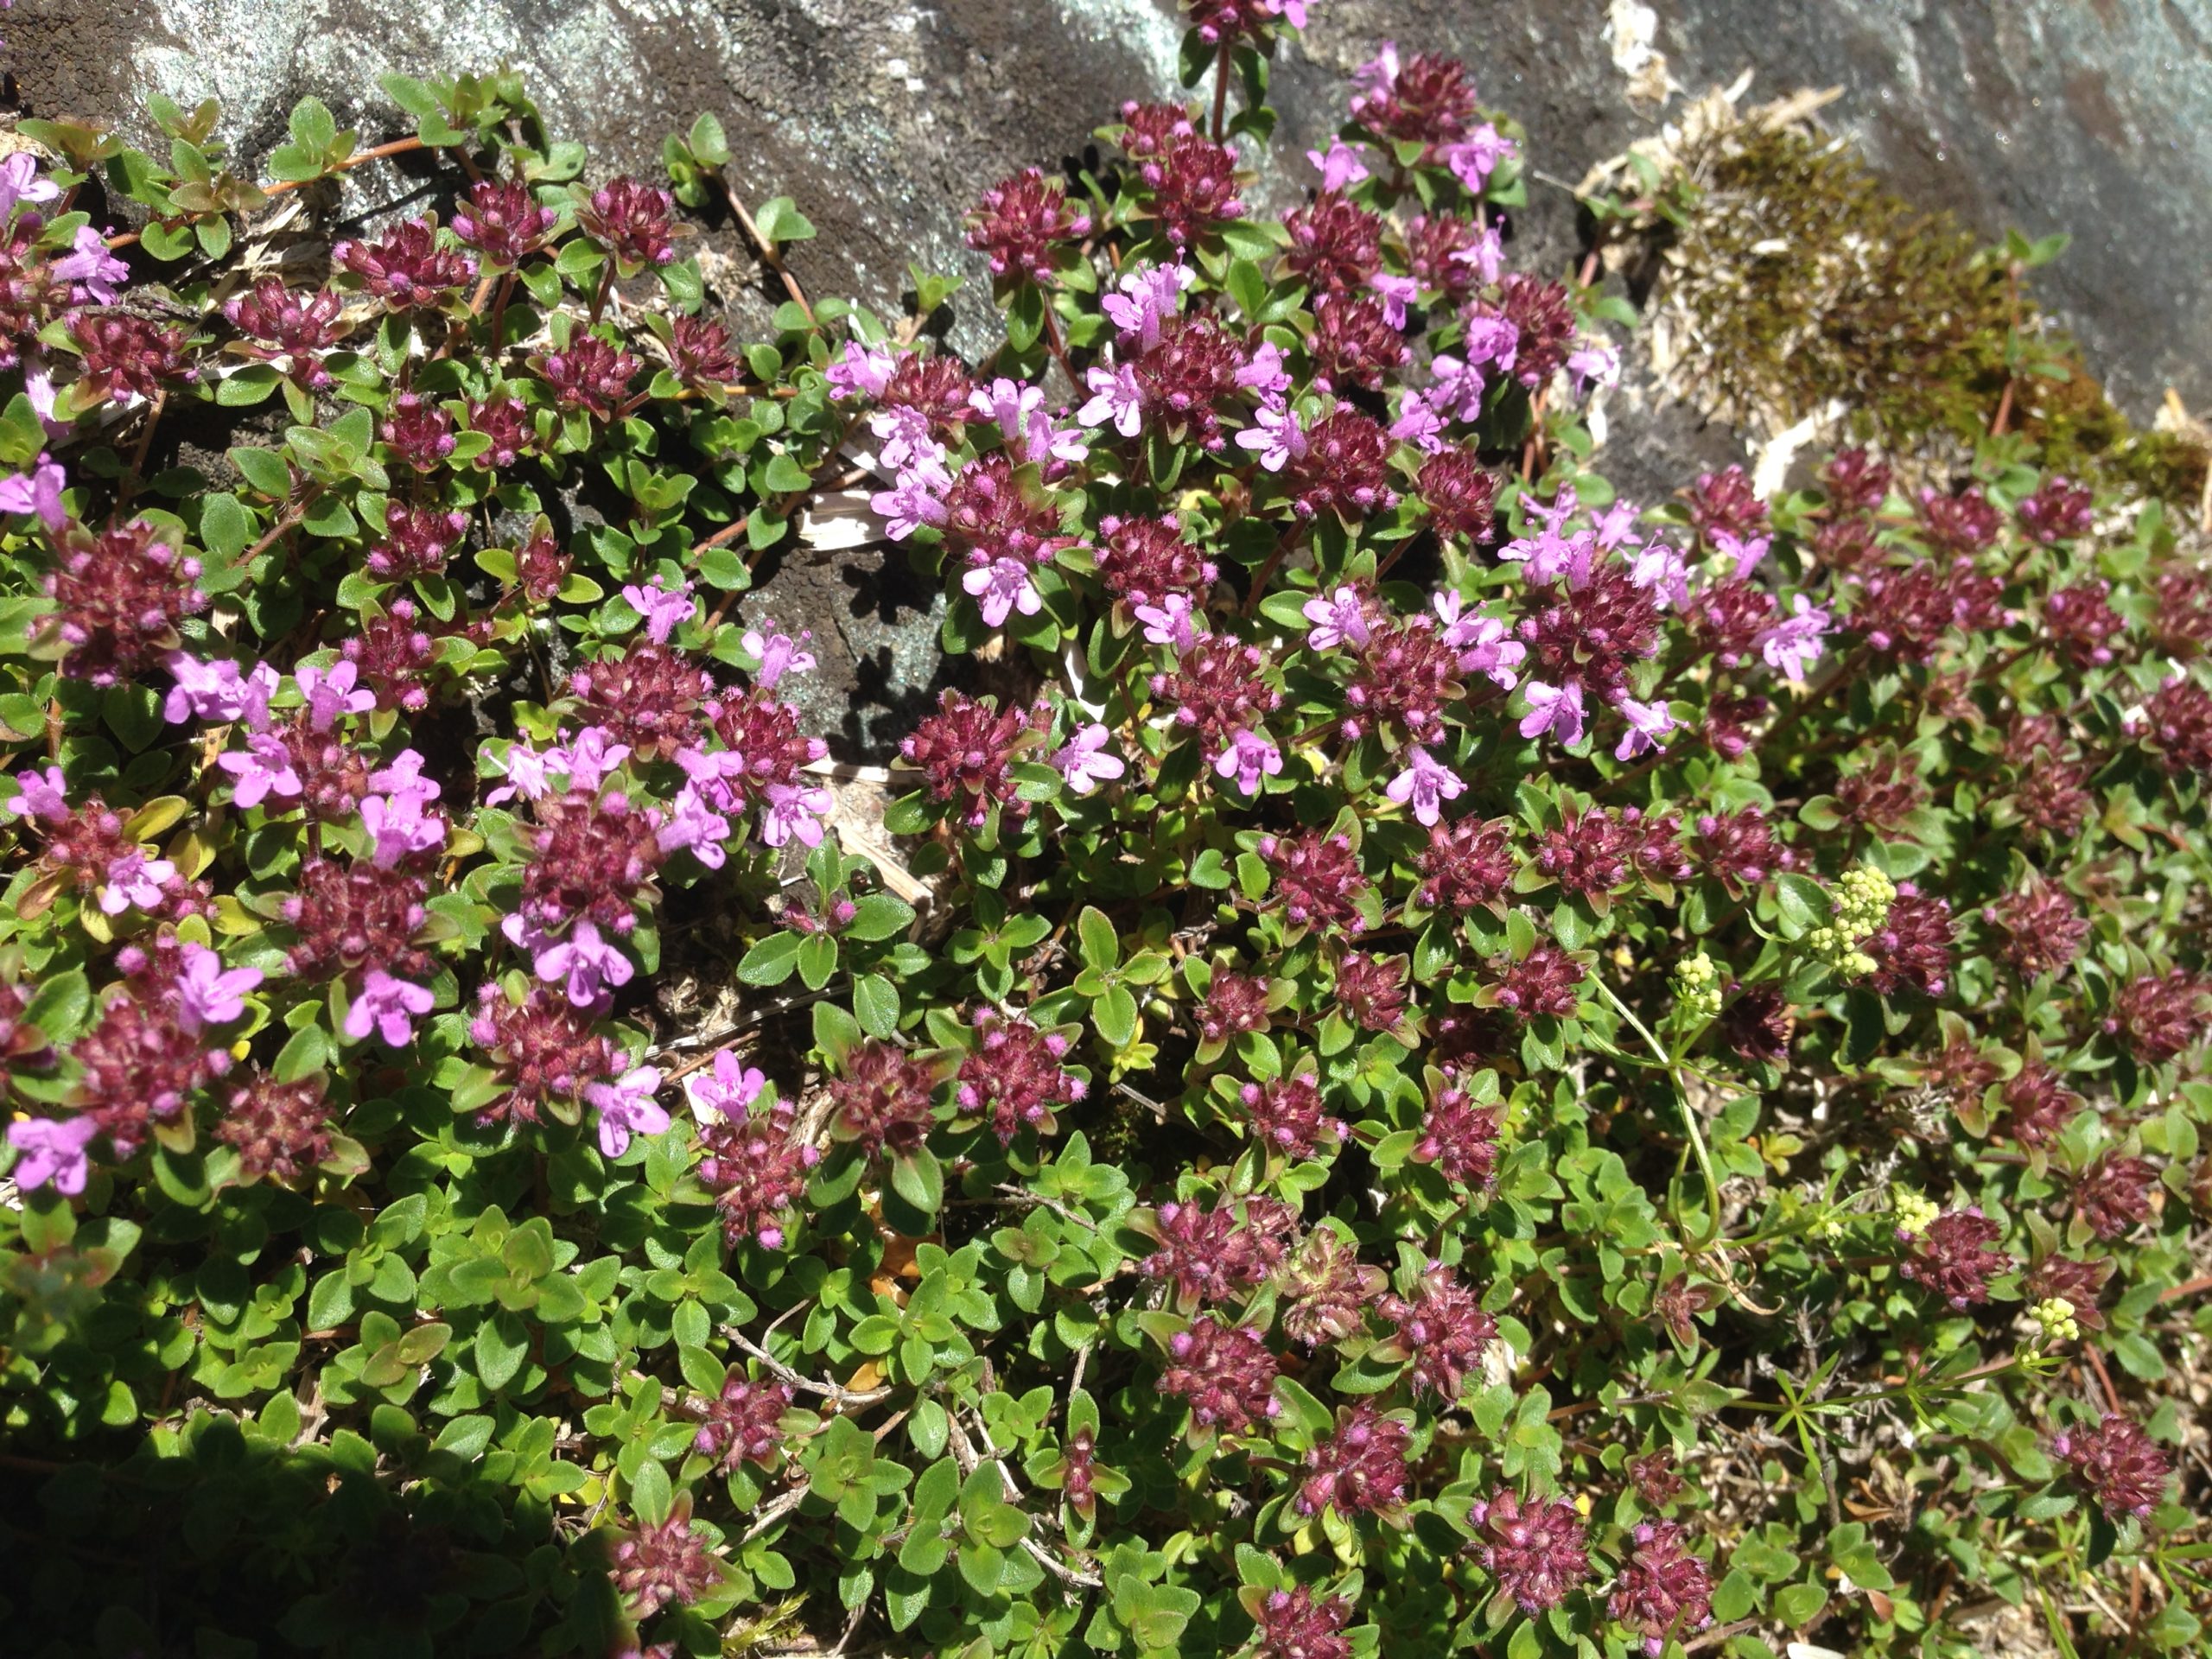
[230,446,293,498]
[1225,257,1268,321]
[474,1311,530,1392]
[1773,1582,1828,1626]
[845,893,916,942]
[688,111,731,166]
[882,792,932,836]
[738,931,802,986]
[198,492,252,558]
[890,1147,944,1217]
[1077,906,1120,972]
[814,1001,862,1066]
[378,74,442,118]
[630,1458,673,1527]
[753,196,817,244]
[1772,873,1827,939]
[854,973,899,1039]
[216,365,282,407]
[797,931,839,992]
[1094,985,1138,1050]
[307,1273,353,1332]
[289,96,338,157]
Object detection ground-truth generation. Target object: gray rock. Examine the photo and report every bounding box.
[20,1,2210,413]
[15,0,2208,760]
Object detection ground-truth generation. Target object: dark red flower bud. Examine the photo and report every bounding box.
[578,176,679,269]
[2050,1413,2173,1521]
[1896,1207,2010,1308]
[334,215,475,308]
[965,168,1092,283]
[1467,1489,1588,1613]
[826,1040,939,1157]
[218,1070,334,1183]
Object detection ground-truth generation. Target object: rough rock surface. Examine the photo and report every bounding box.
[16,0,2210,413]
[10,0,2209,753]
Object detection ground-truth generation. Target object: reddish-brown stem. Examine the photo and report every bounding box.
[116,387,168,509]
[709,167,814,322]
[2082,1344,2125,1415]
[105,135,436,251]
[486,270,518,354]
[1038,296,1078,393]
[693,516,753,559]
[1211,40,1235,143]
[244,485,325,564]
[1242,524,1304,618]
[588,260,616,327]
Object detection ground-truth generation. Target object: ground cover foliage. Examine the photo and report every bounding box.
[0,5,2207,1656]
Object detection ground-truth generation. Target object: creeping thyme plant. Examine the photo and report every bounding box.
[2,8,2209,1658]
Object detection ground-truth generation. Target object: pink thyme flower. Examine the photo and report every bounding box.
[1897,1207,2011,1308]
[1612,694,1677,761]
[1390,393,1448,452]
[1755,594,1831,682]
[1295,1402,1412,1518]
[1077,362,1146,436]
[163,654,278,728]
[871,446,954,539]
[1433,593,1526,686]
[0,153,61,214]
[2050,1413,2175,1521]
[4,763,70,823]
[621,575,696,644]
[1102,261,1195,351]
[6,1114,98,1195]
[513,914,635,1007]
[963,556,1045,627]
[1610,1521,1714,1655]
[1469,1489,1590,1614]
[1300,585,1370,651]
[345,968,435,1047]
[658,785,732,868]
[1384,746,1466,826]
[826,340,897,401]
[1053,722,1126,795]
[1307,138,1371,191]
[1135,593,1202,652]
[1443,124,1517,193]
[1236,340,1292,397]
[1158,1316,1281,1438]
[295,659,378,731]
[1518,679,1586,745]
[0,452,64,528]
[741,621,817,688]
[216,732,305,808]
[1236,397,1308,472]
[1214,728,1284,795]
[98,849,176,915]
[684,1051,769,1124]
[760,780,833,849]
[174,943,263,1032]
[360,787,448,868]
[585,1065,671,1157]
[1565,340,1620,397]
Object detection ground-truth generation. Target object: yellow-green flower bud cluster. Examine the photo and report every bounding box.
[1807,864,1895,978]
[1671,950,1723,1024]
[1891,1185,1940,1237]
[2031,1297,2080,1344]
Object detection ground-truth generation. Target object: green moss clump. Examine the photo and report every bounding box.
[1667,124,2013,442]
[1630,115,2209,510]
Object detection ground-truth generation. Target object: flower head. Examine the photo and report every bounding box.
[585,1065,671,1157]
[7,1114,99,1195]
